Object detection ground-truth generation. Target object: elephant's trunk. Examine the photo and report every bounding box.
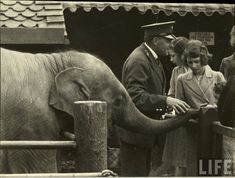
[118,100,199,135]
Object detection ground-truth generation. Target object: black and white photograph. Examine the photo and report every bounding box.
[0,1,234,177]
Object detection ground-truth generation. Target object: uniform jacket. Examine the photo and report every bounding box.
[117,43,167,147]
[219,53,235,80]
[176,66,225,109]
[218,75,235,128]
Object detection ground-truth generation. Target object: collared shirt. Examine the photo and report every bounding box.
[144,42,158,59]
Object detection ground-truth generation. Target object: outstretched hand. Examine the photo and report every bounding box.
[166,97,190,114]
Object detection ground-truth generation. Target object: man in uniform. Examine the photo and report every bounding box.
[119,21,190,176]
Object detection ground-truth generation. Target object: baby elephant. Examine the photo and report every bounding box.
[0,48,198,173]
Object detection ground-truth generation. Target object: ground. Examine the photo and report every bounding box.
[58,146,174,176]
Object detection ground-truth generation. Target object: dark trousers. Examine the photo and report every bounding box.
[120,141,151,176]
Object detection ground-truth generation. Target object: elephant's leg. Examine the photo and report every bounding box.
[0,150,10,173]
[7,149,57,173]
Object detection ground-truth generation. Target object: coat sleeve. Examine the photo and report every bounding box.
[216,71,226,83]
[219,59,228,80]
[217,76,235,127]
[123,56,167,113]
[175,75,186,101]
[219,59,225,74]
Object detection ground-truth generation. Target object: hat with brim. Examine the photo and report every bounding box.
[141,21,176,40]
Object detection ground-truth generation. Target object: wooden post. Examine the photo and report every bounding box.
[212,131,223,163]
[198,106,220,176]
[73,101,108,172]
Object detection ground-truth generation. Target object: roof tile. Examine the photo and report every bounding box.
[38,20,47,27]
[0,0,65,30]
[29,4,44,11]
[12,3,27,12]
[19,1,34,6]
[35,1,61,5]
[0,3,9,12]
[2,1,17,6]
[46,16,64,23]
[37,9,63,16]
[2,19,21,28]
[22,19,37,27]
[45,4,63,10]
[14,14,27,22]
[31,15,44,21]
[22,9,36,17]
[5,8,18,18]
[0,14,9,21]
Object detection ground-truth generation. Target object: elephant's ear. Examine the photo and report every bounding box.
[49,67,90,117]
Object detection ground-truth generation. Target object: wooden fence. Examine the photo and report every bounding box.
[0,101,117,177]
[0,103,234,177]
[188,106,235,176]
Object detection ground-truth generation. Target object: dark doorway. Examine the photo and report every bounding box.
[64,7,233,87]
[64,7,157,80]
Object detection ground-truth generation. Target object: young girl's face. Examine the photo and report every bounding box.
[187,56,204,74]
[169,50,182,66]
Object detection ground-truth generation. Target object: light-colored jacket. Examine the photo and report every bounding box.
[163,66,225,176]
[168,66,190,97]
[176,66,225,109]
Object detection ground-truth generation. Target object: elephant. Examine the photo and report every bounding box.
[0,48,198,173]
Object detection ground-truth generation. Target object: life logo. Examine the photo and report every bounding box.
[199,159,233,176]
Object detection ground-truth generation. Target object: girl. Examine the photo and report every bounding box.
[168,37,190,97]
[162,37,190,176]
[163,40,225,176]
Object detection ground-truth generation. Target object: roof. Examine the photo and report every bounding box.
[0,0,65,28]
[0,1,233,44]
[0,0,67,44]
[63,2,235,16]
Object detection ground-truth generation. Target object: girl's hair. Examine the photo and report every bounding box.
[169,37,189,66]
[183,40,212,66]
[169,37,189,55]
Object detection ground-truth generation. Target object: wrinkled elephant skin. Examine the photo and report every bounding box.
[0,48,199,173]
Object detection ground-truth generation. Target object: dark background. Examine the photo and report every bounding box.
[2,4,234,86]
[63,7,234,86]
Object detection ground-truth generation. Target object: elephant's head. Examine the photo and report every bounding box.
[49,51,198,135]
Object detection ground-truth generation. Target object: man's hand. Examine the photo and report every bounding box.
[166,97,190,114]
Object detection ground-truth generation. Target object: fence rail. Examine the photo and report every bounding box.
[0,141,76,149]
[0,101,109,176]
[0,173,104,177]
[213,121,235,138]
[1,104,234,176]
